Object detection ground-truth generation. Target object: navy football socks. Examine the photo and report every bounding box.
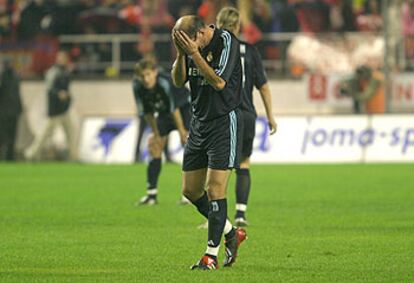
[235,168,250,218]
[147,158,161,197]
[207,199,227,250]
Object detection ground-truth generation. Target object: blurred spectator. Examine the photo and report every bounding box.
[327,0,357,31]
[47,1,86,36]
[402,0,414,35]
[118,0,175,62]
[0,0,13,38]
[140,0,174,29]
[238,0,264,44]
[251,0,273,33]
[402,0,414,63]
[168,0,202,19]
[339,65,385,114]
[24,50,74,160]
[78,4,133,34]
[138,0,175,61]
[199,0,235,25]
[291,0,332,33]
[355,0,382,31]
[271,0,299,33]
[118,1,143,26]
[0,60,22,161]
[16,0,51,40]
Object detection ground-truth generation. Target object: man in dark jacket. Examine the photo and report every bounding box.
[25,50,73,160]
[0,61,22,161]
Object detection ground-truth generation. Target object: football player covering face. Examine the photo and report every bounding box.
[171,15,247,270]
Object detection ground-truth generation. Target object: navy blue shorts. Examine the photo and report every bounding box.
[182,109,244,171]
[157,103,191,137]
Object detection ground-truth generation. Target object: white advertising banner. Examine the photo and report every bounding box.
[168,115,414,163]
[76,115,413,164]
[78,117,138,164]
[244,115,371,163]
[365,115,414,162]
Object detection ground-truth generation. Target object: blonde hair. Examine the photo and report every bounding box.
[216,7,240,33]
[134,57,156,76]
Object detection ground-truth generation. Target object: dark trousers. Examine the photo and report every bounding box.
[0,114,19,161]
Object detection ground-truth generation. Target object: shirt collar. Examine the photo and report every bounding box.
[203,25,219,51]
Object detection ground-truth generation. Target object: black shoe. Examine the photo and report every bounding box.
[190,255,218,270]
[223,228,247,267]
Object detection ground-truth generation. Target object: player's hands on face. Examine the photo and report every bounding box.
[172,30,185,56]
[173,30,198,56]
[268,118,277,135]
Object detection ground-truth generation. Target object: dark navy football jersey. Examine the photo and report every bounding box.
[239,41,268,116]
[133,75,175,115]
[158,72,191,108]
[185,27,242,121]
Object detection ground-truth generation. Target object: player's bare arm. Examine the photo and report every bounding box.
[259,83,277,135]
[172,109,188,145]
[174,30,225,90]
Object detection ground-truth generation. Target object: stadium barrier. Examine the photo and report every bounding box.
[83,114,414,164]
[166,114,414,164]
[57,32,412,77]
[17,79,414,163]
[3,32,413,78]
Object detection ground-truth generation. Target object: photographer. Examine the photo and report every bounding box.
[340,65,385,114]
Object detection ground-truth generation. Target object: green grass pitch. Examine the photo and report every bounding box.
[0,163,413,282]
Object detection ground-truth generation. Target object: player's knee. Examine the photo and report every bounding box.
[206,184,225,200]
[182,186,199,202]
[148,143,161,157]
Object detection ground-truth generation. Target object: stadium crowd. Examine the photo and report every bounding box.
[1,1,414,76]
[0,0,397,40]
